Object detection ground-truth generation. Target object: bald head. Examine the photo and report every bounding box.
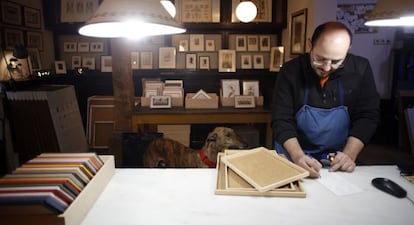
[311,22,353,46]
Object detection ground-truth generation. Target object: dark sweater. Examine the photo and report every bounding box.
[271,53,380,146]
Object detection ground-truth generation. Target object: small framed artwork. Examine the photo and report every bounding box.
[4,29,24,50]
[247,35,259,51]
[290,9,307,55]
[205,39,215,51]
[159,47,176,69]
[54,61,67,75]
[241,55,252,69]
[178,39,189,52]
[90,42,104,52]
[71,55,81,69]
[259,35,271,51]
[1,1,22,25]
[131,52,140,69]
[236,36,247,51]
[78,42,90,52]
[63,42,77,52]
[24,6,41,28]
[242,80,260,96]
[199,56,210,70]
[221,79,240,98]
[218,50,236,72]
[189,34,204,51]
[60,0,99,23]
[101,56,112,72]
[26,31,43,51]
[82,56,95,70]
[27,48,42,72]
[269,46,284,72]
[150,96,172,109]
[253,55,264,69]
[141,51,153,69]
[186,53,197,70]
[235,95,256,108]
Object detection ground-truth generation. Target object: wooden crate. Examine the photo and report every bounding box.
[185,93,218,109]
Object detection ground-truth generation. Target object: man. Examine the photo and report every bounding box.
[271,21,380,178]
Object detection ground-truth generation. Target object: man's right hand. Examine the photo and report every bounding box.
[293,154,322,178]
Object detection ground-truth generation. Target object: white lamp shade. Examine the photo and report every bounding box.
[79,0,185,38]
[235,1,257,23]
[365,0,414,26]
[160,0,176,18]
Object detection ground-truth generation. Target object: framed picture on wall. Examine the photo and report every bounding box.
[247,35,258,51]
[218,50,236,72]
[269,46,284,72]
[4,28,24,50]
[199,56,210,69]
[205,39,215,51]
[64,42,77,52]
[82,56,95,70]
[131,52,140,69]
[55,61,67,74]
[1,1,22,25]
[242,80,260,96]
[236,36,247,51]
[78,42,90,52]
[90,42,104,52]
[186,53,197,70]
[179,39,189,52]
[189,34,204,51]
[290,9,307,55]
[60,0,99,22]
[101,56,112,72]
[26,31,43,51]
[221,79,240,98]
[253,55,264,69]
[180,0,214,23]
[141,51,153,69]
[259,35,270,51]
[27,48,42,72]
[24,6,41,28]
[241,55,252,69]
[159,47,176,69]
[71,55,81,69]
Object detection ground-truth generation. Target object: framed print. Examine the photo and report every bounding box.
[159,47,176,69]
[71,55,81,69]
[199,56,210,70]
[24,6,41,28]
[235,95,256,108]
[82,56,95,70]
[221,79,240,98]
[242,80,260,96]
[189,34,204,51]
[231,0,272,23]
[253,55,264,69]
[241,55,252,69]
[236,36,247,51]
[218,50,236,72]
[78,42,90,52]
[64,42,77,52]
[54,61,67,75]
[90,42,104,52]
[179,39,189,52]
[337,4,377,33]
[131,52,140,69]
[101,56,112,72]
[205,39,215,51]
[150,96,172,109]
[269,46,284,72]
[1,1,22,25]
[27,48,42,72]
[61,0,99,22]
[26,31,43,51]
[247,35,259,51]
[186,53,197,70]
[290,9,307,55]
[180,0,213,23]
[259,35,270,51]
[4,29,24,50]
[141,51,153,69]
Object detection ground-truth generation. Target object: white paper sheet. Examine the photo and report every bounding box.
[318,170,363,196]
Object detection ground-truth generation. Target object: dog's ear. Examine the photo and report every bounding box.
[206,133,217,143]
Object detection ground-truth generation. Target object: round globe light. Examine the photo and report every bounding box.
[235,1,257,23]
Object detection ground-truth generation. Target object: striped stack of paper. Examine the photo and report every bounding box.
[0,153,104,215]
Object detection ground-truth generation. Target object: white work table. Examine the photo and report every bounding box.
[81,166,414,225]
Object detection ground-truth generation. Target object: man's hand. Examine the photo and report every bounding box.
[329,151,356,172]
[293,154,322,178]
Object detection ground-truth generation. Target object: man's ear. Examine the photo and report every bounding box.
[306,38,312,53]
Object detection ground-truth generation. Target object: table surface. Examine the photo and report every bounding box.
[133,106,271,114]
[81,166,414,225]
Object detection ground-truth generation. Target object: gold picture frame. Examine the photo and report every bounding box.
[218,50,236,72]
[269,46,284,72]
[290,9,307,55]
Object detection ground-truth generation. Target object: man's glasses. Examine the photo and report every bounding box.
[310,51,345,69]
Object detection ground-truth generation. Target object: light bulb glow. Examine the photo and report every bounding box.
[365,16,414,26]
[235,1,257,23]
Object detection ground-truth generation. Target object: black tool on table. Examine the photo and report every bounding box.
[372,177,414,204]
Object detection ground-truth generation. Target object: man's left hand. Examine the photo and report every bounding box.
[329,151,356,172]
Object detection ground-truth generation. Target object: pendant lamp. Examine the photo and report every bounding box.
[235,1,257,23]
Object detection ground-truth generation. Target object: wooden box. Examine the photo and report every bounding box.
[141,96,184,107]
[185,93,218,109]
[220,94,264,107]
[0,155,115,225]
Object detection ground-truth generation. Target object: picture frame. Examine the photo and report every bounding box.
[290,9,307,55]
[236,36,247,51]
[199,56,210,70]
[24,6,41,28]
[218,50,236,72]
[231,0,272,23]
[259,35,271,51]
[54,61,67,75]
[241,55,252,69]
[27,48,42,72]
[186,53,197,70]
[159,47,176,69]
[101,56,112,72]
[189,34,204,51]
[150,96,172,109]
[140,51,153,69]
[337,4,377,33]
[1,1,22,25]
[4,28,24,50]
[179,0,215,23]
[253,55,264,69]
[242,80,260,96]
[82,56,95,70]
[78,42,90,52]
[179,39,189,52]
[131,52,140,69]
[26,31,43,51]
[221,79,240,98]
[64,42,77,52]
[60,0,99,23]
[235,95,256,108]
[205,39,215,51]
[90,42,104,52]
[269,46,284,72]
[71,55,81,69]
[247,35,259,51]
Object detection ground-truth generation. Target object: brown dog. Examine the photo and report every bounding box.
[143,127,247,168]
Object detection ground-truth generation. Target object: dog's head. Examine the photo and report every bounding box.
[205,127,248,153]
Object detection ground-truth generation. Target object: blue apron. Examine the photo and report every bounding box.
[275,80,350,161]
